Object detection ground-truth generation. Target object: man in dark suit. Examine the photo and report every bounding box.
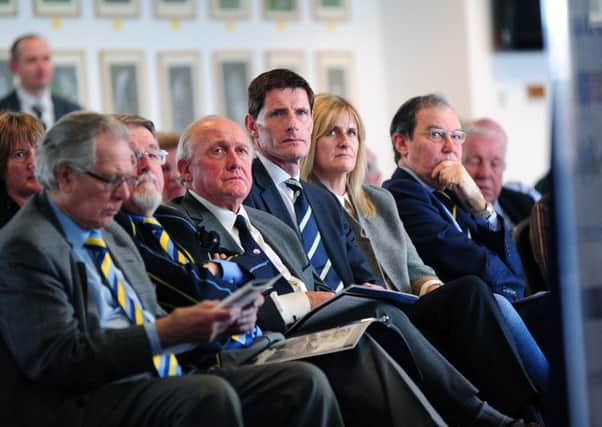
[462,117,538,231]
[0,111,344,427]
[0,34,80,128]
[383,95,526,301]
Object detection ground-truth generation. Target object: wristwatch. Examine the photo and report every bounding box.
[474,202,495,221]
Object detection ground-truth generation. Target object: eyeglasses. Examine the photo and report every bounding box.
[133,149,168,165]
[419,128,466,145]
[84,170,137,193]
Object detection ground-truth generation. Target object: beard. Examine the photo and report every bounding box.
[130,173,162,215]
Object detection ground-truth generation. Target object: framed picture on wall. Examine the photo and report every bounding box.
[154,0,196,19]
[52,50,88,107]
[95,0,139,17]
[99,50,147,116]
[34,0,79,16]
[209,0,250,19]
[157,51,202,132]
[263,0,299,20]
[313,0,349,21]
[265,50,306,77]
[0,50,14,98]
[0,0,17,15]
[590,0,602,26]
[315,51,354,101]
[213,50,254,126]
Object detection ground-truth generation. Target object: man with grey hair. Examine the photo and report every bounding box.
[0,111,344,427]
[0,33,80,128]
[462,118,538,231]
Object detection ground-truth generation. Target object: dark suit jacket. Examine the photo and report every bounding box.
[383,167,525,301]
[0,192,160,425]
[0,90,81,121]
[245,159,380,287]
[498,187,536,226]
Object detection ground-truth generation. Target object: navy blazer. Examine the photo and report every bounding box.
[498,187,536,226]
[245,158,380,287]
[0,89,81,121]
[382,167,525,301]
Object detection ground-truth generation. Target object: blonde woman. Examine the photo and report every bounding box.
[301,93,549,397]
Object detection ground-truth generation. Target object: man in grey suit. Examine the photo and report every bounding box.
[0,34,80,128]
[0,111,344,427]
[171,114,536,427]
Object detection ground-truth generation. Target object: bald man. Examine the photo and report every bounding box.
[462,118,538,230]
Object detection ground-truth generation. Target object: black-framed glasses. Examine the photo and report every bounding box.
[133,149,168,165]
[84,170,137,193]
[419,128,466,144]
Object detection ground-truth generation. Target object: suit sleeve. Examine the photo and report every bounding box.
[0,238,153,391]
[384,178,525,301]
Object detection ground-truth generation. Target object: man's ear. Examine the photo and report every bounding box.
[244,114,258,140]
[8,60,18,75]
[178,158,191,187]
[55,163,74,193]
[392,133,410,159]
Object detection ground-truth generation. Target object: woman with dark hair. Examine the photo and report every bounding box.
[301,93,549,394]
[0,112,44,227]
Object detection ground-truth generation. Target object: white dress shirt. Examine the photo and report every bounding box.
[188,190,311,325]
[16,84,54,128]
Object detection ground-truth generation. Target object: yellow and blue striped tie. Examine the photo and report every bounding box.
[140,217,189,265]
[84,230,182,377]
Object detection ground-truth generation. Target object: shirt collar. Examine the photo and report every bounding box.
[188,189,251,231]
[400,165,436,192]
[16,84,51,110]
[256,153,300,184]
[47,194,96,250]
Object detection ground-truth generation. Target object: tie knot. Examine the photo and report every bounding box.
[285,178,302,192]
[31,104,43,118]
[84,230,106,248]
[234,215,248,231]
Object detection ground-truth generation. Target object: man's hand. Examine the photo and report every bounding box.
[156,300,237,347]
[203,262,221,277]
[305,291,335,308]
[432,160,487,212]
[226,294,264,335]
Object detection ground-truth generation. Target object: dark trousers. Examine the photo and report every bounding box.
[81,362,343,427]
[311,334,446,427]
[406,276,538,416]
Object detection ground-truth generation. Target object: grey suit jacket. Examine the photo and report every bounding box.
[171,191,317,291]
[344,185,436,293]
[0,192,160,424]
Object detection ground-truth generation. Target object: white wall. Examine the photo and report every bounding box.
[0,0,549,186]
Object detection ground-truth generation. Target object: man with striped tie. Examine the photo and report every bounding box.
[0,111,344,427]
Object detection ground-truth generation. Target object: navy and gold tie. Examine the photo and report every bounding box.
[285,179,343,292]
[234,215,279,280]
[84,230,182,377]
[131,215,190,265]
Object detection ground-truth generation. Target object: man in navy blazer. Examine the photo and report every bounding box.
[383,94,526,302]
[0,34,80,128]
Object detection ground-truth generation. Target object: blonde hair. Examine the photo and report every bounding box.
[301,93,375,217]
[0,112,44,178]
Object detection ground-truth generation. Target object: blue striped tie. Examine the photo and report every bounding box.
[234,215,279,280]
[285,179,343,292]
[84,230,182,377]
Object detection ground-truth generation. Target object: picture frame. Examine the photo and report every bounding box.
[590,0,602,27]
[265,50,306,77]
[213,50,254,126]
[313,0,349,21]
[34,0,79,17]
[263,0,299,21]
[157,51,202,132]
[154,0,196,19]
[0,0,17,16]
[0,49,14,98]
[95,0,139,18]
[209,0,250,20]
[315,51,354,101]
[52,50,88,107]
[99,50,147,116]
